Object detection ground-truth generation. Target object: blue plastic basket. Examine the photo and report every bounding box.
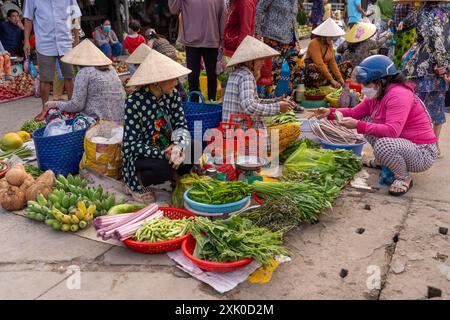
[320,139,366,157]
[182,91,222,148]
[33,119,88,176]
[183,188,250,214]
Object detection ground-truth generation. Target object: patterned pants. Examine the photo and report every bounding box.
[366,135,438,180]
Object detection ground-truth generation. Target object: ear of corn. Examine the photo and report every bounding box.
[268,122,301,154]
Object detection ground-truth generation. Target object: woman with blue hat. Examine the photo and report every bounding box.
[311,55,438,196]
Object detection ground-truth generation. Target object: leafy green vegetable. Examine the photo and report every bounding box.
[172,173,212,208]
[189,216,288,267]
[20,120,46,134]
[279,138,321,164]
[264,110,297,127]
[305,88,325,95]
[187,179,251,205]
[24,164,43,179]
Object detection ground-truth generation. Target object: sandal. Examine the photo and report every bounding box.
[362,157,381,169]
[389,178,413,197]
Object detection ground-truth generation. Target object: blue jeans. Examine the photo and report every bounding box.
[100,43,123,57]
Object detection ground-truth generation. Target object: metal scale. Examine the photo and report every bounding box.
[235,156,269,184]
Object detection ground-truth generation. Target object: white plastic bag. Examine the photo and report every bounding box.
[43,118,72,137]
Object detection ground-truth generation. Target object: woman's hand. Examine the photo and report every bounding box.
[397,21,404,32]
[338,118,358,129]
[164,145,185,170]
[279,101,294,113]
[308,107,330,119]
[434,66,447,77]
[331,79,341,89]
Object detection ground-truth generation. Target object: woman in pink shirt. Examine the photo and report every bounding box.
[312,55,438,196]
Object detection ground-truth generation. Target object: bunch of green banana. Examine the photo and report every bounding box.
[45,201,96,232]
[54,174,121,217]
[47,189,79,214]
[25,194,53,222]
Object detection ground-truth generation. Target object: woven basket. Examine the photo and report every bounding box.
[33,119,88,176]
[182,91,222,148]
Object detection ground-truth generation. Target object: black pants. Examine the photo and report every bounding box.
[135,157,193,188]
[185,46,218,101]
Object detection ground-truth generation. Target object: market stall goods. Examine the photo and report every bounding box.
[0,132,23,151]
[20,120,46,134]
[134,217,193,243]
[186,180,251,205]
[310,119,365,145]
[0,165,55,211]
[0,146,33,161]
[0,73,34,101]
[187,216,288,267]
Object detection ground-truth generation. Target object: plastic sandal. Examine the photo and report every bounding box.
[389,179,413,197]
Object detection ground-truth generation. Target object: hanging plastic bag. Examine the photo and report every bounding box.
[28,56,38,79]
[32,75,41,98]
[274,60,291,97]
[43,118,72,137]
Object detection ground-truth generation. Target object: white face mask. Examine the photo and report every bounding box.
[362,86,378,99]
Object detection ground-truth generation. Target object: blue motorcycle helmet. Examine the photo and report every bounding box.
[352,55,399,85]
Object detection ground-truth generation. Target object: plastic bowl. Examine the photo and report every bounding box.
[304,93,327,101]
[326,94,340,108]
[181,235,253,273]
[122,207,196,254]
[320,139,366,157]
[184,189,251,214]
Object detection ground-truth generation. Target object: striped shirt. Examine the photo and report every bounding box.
[222,67,280,129]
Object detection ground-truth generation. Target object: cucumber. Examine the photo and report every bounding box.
[107,203,147,215]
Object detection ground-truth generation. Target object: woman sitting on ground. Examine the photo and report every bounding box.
[222,36,295,130]
[304,18,346,89]
[122,49,192,202]
[311,55,438,196]
[43,40,125,121]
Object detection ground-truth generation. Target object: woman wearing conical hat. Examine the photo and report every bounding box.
[42,40,125,121]
[304,18,346,89]
[337,22,393,68]
[122,49,193,200]
[222,36,295,130]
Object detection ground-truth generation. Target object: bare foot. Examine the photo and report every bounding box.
[34,111,47,122]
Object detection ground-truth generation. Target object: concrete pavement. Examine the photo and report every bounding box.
[0,97,449,300]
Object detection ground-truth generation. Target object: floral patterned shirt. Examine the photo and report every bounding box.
[122,87,190,191]
[404,4,450,80]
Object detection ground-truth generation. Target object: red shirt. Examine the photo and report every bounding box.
[223,0,258,56]
[123,34,146,54]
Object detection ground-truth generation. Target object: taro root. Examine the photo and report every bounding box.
[26,182,52,202]
[0,185,27,211]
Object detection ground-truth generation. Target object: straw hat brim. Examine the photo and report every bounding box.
[127,49,191,86]
[126,44,152,64]
[312,18,346,37]
[226,35,280,68]
[61,39,112,66]
[346,23,377,43]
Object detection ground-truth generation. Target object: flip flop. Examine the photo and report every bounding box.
[389,179,413,197]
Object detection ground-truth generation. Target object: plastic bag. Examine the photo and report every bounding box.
[79,120,124,179]
[275,60,291,97]
[28,56,38,79]
[32,75,41,98]
[43,118,72,137]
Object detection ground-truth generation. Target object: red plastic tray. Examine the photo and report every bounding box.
[304,93,327,101]
[181,235,253,273]
[123,207,196,254]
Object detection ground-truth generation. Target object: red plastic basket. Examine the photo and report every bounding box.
[181,235,253,273]
[123,207,196,254]
[0,161,10,179]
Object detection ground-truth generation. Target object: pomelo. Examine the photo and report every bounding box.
[1,133,23,151]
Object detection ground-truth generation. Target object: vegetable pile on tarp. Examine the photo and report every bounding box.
[189,216,288,267]
[264,110,297,127]
[187,179,251,205]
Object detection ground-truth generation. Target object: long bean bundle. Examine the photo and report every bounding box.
[310,119,365,145]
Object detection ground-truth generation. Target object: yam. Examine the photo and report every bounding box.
[26,182,52,202]
[35,170,55,188]
[5,165,28,187]
[0,186,26,211]
[20,174,35,192]
[0,178,8,192]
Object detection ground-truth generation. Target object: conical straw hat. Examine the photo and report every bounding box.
[61,39,112,66]
[227,36,280,68]
[346,22,377,43]
[127,49,191,86]
[312,18,346,37]
[126,44,152,64]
